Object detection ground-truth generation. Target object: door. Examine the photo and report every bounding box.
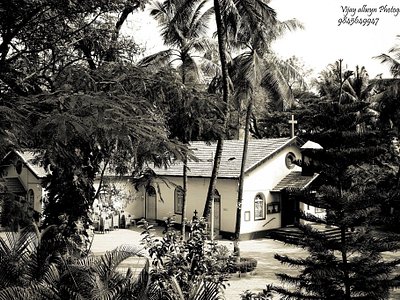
[146,186,157,220]
[281,190,299,227]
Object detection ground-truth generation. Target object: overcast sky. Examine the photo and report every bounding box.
[271,0,400,78]
[129,0,400,79]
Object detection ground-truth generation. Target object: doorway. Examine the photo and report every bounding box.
[146,186,157,220]
[281,190,299,227]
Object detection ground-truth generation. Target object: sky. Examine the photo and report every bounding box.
[270,0,400,78]
[127,0,400,79]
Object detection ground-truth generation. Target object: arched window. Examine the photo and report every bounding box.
[174,186,184,214]
[254,193,265,220]
[146,186,156,197]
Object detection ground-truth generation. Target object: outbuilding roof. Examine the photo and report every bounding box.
[152,137,298,178]
[271,171,319,192]
[2,150,48,179]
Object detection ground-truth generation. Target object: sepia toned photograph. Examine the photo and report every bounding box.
[1,0,400,299]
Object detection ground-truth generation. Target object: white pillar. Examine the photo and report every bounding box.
[211,198,214,241]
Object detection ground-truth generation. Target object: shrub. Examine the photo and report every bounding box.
[232,257,258,273]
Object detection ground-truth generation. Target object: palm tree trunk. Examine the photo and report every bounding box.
[341,225,351,300]
[203,0,231,219]
[203,139,223,218]
[181,154,188,238]
[235,99,253,241]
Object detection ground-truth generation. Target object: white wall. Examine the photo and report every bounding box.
[152,176,238,233]
[2,163,43,212]
[241,145,302,233]
[300,202,326,224]
[93,177,143,219]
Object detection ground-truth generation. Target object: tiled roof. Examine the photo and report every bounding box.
[271,171,319,192]
[152,137,296,178]
[15,150,48,179]
[2,150,48,179]
[4,177,26,194]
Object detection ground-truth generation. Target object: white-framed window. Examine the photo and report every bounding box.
[254,193,266,220]
[174,186,184,214]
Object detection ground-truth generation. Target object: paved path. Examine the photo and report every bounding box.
[2,227,399,299]
[91,227,400,299]
[90,227,309,298]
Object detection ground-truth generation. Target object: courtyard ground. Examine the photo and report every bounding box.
[1,227,399,298]
[91,226,308,298]
[90,226,400,299]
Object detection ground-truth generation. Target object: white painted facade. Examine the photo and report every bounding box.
[1,152,46,213]
[115,143,309,238]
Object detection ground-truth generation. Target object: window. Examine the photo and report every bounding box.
[16,160,23,174]
[285,152,296,169]
[174,186,184,214]
[254,193,265,220]
[267,202,280,214]
[315,207,325,213]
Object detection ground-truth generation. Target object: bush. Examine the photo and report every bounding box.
[232,257,258,273]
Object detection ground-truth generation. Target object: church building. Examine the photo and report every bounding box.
[0,135,323,239]
[115,136,322,239]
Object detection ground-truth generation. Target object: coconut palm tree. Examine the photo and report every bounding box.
[224,1,303,241]
[142,0,215,85]
[203,0,303,226]
[144,0,220,234]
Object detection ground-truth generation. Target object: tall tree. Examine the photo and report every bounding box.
[145,0,219,232]
[31,64,187,240]
[269,60,400,300]
[202,0,231,220]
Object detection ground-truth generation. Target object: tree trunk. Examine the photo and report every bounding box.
[203,0,231,219]
[235,99,253,241]
[181,154,188,238]
[203,139,223,218]
[341,225,351,300]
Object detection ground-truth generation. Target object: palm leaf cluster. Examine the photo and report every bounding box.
[145,0,215,84]
[0,224,147,300]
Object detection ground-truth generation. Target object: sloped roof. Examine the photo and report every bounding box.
[4,177,26,194]
[271,171,319,192]
[152,137,297,178]
[3,150,48,179]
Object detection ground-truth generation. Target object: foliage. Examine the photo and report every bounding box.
[240,289,273,300]
[0,223,146,300]
[144,0,216,85]
[268,60,400,300]
[27,64,187,243]
[139,216,230,299]
[0,194,35,230]
[231,257,258,273]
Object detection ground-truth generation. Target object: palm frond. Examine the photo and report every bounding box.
[374,53,400,78]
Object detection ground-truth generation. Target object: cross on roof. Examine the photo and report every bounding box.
[288,114,298,138]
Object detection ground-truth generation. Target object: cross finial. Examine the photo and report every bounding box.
[288,114,298,138]
[193,209,198,221]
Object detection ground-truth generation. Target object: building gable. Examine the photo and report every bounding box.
[152,137,299,178]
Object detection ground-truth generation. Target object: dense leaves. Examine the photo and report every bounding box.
[268,61,400,299]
